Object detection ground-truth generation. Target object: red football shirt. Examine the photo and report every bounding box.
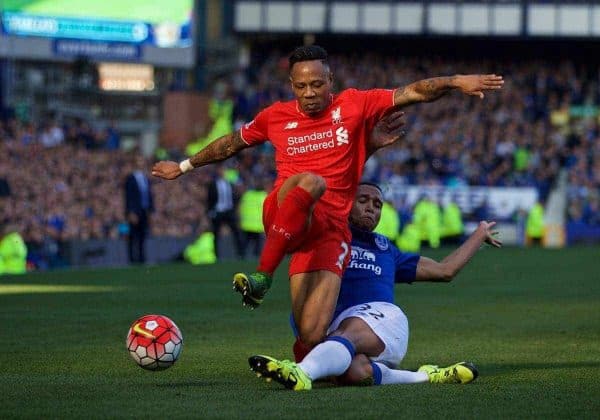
[241,88,394,222]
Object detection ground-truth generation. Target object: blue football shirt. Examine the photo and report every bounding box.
[333,226,420,318]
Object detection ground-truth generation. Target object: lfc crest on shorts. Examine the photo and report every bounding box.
[374,235,388,251]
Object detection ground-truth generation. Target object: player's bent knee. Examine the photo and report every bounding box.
[298,327,328,348]
[297,173,326,198]
[298,332,326,348]
[336,354,373,386]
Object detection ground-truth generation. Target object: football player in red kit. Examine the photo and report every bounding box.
[152,45,503,349]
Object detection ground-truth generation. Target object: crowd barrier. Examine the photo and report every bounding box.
[64,236,200,267]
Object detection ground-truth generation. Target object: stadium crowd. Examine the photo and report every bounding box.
[564,118,600,226]
[0,127,210,238]
[1,52,599,266]
[232,52,599,224]
[0,117,277,266]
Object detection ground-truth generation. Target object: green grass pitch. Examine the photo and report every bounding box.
[1,246,599,418]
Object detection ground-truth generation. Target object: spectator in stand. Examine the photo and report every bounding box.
[104,122,121,150]
[207,165,244,260]
[39,119,65,148]
[0,222,28,275]
[0,176,10,198]
[583,195,600,226]
[124,156,154,264]
[238,177,269,259]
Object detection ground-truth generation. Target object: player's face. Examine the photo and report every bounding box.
[349,185,383,231]
[289,60,333,116]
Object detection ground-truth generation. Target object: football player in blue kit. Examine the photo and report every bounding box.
[249,182,502,390]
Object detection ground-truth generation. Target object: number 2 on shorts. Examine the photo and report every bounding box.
[336,241,349,269]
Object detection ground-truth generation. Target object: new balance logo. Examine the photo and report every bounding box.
[336,126,349,145]
[284,121,298,130]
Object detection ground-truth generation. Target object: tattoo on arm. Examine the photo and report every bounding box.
[189,130,249,168]
[394,76,457,106]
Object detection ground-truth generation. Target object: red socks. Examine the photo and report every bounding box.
[293,337,312,363]
[257,186,315,275]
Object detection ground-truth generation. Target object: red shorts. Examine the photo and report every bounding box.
[263,188,351,277]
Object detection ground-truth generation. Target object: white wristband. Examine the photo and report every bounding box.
[179,159,194,173]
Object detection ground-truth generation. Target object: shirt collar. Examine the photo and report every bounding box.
[295,93,335,117]
[350,225,376,244]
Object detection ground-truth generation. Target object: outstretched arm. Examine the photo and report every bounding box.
[415,221,502,282]
[152,130,249,180]
[394,74,504,107]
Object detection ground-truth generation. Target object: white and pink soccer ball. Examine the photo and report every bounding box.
[126,314,183,371]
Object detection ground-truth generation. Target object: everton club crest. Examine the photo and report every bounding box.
[374,235,388,251]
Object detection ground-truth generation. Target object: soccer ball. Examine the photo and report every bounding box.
[126,314,183,371]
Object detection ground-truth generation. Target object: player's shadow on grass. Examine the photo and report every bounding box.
[155,381,223,388]
[481,361,600,374]
[255,382,338,392]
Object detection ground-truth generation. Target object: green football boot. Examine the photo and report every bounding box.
[248,355,312,391]
[418,362,478,384]
[232,272,272,309]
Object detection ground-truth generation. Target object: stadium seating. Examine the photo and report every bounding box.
[1,53,598,263]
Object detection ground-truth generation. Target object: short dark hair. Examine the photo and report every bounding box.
[359,182,383,194]
[289,45,329,70]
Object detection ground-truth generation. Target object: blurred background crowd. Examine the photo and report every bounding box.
[1,50,599,269]
[233,53,599,206]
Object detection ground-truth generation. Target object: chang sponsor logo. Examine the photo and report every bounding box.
[348,260,382,275]
[349,246,381,275]
[350,246,376,261]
